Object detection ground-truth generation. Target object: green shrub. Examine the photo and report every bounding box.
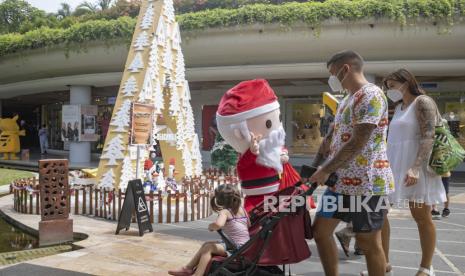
[1,0,464,57]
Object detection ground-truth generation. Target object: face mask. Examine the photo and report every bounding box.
[328,66,347,92]
[387,89,403,102]
[386,83,406,102]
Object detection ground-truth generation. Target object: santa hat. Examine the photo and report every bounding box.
[216,79,279,125]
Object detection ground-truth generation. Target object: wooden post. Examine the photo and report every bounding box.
[190,192,195,221]
[81,188,86,215]
[112,189,116,221]
[94,189,98,217]
[149,191,154,223]
[167,191,172,224]
[196,193,201,220]
[103,189,107,219]
[74,188,79,215]
[89,186,93,216]
[29,194,33,214]
[23,189,27,214]
[175,192,179,223]
[99,189,103,218]
[158,191,163,223]
[35,192,39,215]
[118,189,122,220]
[183,193,188,222]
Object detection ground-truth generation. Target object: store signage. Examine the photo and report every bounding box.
[115,179,153,236]
[61,105,99,143]
[131,103,154,145]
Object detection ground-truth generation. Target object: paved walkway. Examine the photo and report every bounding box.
[1,186,465,275]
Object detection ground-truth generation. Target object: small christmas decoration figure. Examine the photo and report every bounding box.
[175,52,185,85]
[0,115,26,160]
[216,79,301,212]
[101,135,125,166]
[169,85,181,116]
[153,80,164,114]
[163,0,175,23]
[128,52,144,73]
[156,16,166,46]
[139,70,154,103]
[165,158,178,191]
[110,99,132,132]
[122,76,138,97]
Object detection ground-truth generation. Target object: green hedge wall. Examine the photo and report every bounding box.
[1,0,464,57]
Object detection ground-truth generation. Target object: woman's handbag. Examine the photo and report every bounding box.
[429,104,465,175]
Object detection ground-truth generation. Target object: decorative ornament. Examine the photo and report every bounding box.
[110,99,132,132]
[133,31,150,51]
[192,134,203,176]
[169,84,180,116]
[99,169,115,189]
[139,70,154,103]
[163,0,175,23]
[175,51,185,85]
[153,80,164,114]
[156,16,166,46]
[101,135,125,166]
[128,52,144,73]
[172,22,181,50]
[163,41,173,71]
[122,76,138,97]
[182,143,193,177]
[120,156,135,191]
[175,111,185,150]
[140,3,154,30]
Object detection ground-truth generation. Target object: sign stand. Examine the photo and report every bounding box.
[115,179,153,236]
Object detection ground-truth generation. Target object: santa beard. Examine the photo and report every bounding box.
[256,126,286,173]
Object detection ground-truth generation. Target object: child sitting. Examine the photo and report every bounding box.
[168,184,250,276]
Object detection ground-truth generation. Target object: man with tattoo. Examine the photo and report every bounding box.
[309,50,394,276]
[385,68,446,276]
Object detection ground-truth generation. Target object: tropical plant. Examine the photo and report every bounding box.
[57,2,72,18]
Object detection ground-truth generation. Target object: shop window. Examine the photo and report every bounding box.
[285,101,327,156]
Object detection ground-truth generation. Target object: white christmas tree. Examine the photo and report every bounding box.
[156,17,166,46]
[120,156,135,191]
[99,168,115,189]
[175,51,185,85]
[163,42,173,71]
[150,115,158,147]
[134,31,150,51]
[184,104,195,140]
[139,70,154,102]
[153,80,164,113]
[175,110,186,150]
[192,134,203,176]
[169,84,180,115]
[140,3,154,30]
[182,82,191,108]
[164,0,175,23]
[182,144,193,177]
[128,52,144,73]
[110,99,132,132]
[172,22,181,50]
[101,135,125,166]
[122,76,138,97]
[148,38,159,74]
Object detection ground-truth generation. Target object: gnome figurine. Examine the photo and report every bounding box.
[216,79,302,212]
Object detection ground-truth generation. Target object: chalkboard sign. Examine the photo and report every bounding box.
[115,179,153,236]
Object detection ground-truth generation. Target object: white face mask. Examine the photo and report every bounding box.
[386,83,406,102]
[328,66,347,92]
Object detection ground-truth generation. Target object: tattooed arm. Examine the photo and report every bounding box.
[320,123,376,174]
[406,96,437,186]
[311,123,335,167]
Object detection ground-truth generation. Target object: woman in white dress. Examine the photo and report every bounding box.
[384,69,446,276]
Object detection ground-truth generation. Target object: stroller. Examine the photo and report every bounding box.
[206,166,337,276]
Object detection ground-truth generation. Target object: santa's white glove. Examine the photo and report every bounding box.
[250,132,261,155]
[280,150,289,164]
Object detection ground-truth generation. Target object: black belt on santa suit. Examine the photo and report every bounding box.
[241,175,280,188]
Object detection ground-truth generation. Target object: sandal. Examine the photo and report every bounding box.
[417,266,435,276]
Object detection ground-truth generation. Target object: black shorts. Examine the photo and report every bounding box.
[316,189,388,233]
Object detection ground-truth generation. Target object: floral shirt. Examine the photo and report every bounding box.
[328,84,394,196]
